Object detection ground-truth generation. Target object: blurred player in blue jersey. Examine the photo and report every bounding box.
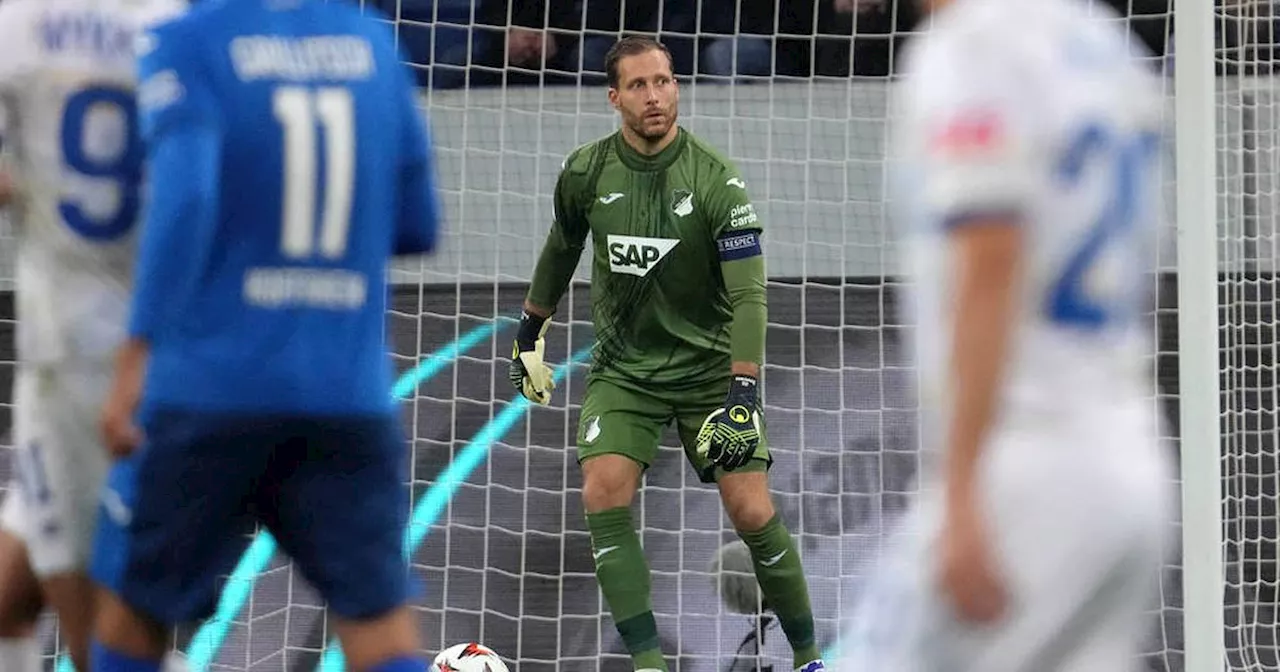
[86,1,441,671]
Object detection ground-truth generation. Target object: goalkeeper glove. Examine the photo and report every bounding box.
[509,311,555,405]
[696,374,763,471]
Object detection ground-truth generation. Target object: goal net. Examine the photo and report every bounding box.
[1220,0,1280,668]
[0,0,1254,670]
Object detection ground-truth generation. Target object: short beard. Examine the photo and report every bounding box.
[629,114,674,143]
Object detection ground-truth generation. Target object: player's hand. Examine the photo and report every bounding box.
[509,310,555,405]
[101,339,148,458]
[696,375,762,471]
[938,495,1008,623]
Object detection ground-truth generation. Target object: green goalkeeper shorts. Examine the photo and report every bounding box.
[575,374,771,483]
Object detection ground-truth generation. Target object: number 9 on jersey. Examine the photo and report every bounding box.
[58,86,142,242]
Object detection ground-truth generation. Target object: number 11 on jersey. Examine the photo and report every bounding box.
[272,86,355,261]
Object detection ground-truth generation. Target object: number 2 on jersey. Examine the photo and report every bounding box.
[272,87,355,260]
[58,86,142,241]
[1047,123,1159,329]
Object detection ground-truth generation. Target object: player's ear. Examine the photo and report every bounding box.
[607,87,620,110]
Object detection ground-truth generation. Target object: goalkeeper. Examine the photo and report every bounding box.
[509,36,823,672]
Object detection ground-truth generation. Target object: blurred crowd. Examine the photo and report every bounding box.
[368,0,1176,89]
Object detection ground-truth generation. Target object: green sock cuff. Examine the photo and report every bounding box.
[615,614,662,660]
[632,648,667,671]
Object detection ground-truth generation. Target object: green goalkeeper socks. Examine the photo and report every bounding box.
[586,506,667,671]
[738,514,821,669]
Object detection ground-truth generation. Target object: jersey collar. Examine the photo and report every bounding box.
[613,127,687,172]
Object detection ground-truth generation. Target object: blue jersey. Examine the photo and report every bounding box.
[129,0,439,416]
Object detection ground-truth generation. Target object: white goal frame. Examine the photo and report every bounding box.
[1176,0,1225,667]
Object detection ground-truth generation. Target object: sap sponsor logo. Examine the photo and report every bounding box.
[606,234,679,277]
[728,203,757,229]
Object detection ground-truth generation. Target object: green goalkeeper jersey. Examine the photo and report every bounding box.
[527,127,767,388]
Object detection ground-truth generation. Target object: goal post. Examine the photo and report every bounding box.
[1174,0,1225,671]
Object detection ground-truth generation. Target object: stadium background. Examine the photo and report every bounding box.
[3,0,1280,669]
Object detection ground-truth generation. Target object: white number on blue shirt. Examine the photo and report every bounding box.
[273,86,355,260]
[1047,123,1159,329]
[58,86,141,241]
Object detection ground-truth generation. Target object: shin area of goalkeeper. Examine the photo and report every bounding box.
[509,35,825,672]
[837,0,1176,670]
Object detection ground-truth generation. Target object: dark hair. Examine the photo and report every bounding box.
[604,36,674,88]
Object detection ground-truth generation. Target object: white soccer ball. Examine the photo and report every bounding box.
[432,642,509,672]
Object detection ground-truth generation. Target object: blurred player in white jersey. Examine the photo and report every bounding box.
[0,0,185,670]
[838,0,1175,670]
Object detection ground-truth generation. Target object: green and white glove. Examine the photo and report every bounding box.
[509,311,556,405]
[696,375,763,470]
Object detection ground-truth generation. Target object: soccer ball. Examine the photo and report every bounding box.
[432,642,509,672]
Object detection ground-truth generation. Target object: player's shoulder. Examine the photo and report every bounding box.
[902,1,1037,77]
[680,127,739,178]
[139,0,216,49]
[140,0,396,63]
[0,0,36,19]
[0,0,39,83]
[914,0,1142,69]
[300,0,405,59]
[147,0,385,38]
[0,0,42,31]
[0,0,187,75]
[898,0,1086,121]
[323,0,394,26]
[924,0,1134,74]
[559,134,612,177]
[0,0,184,29]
